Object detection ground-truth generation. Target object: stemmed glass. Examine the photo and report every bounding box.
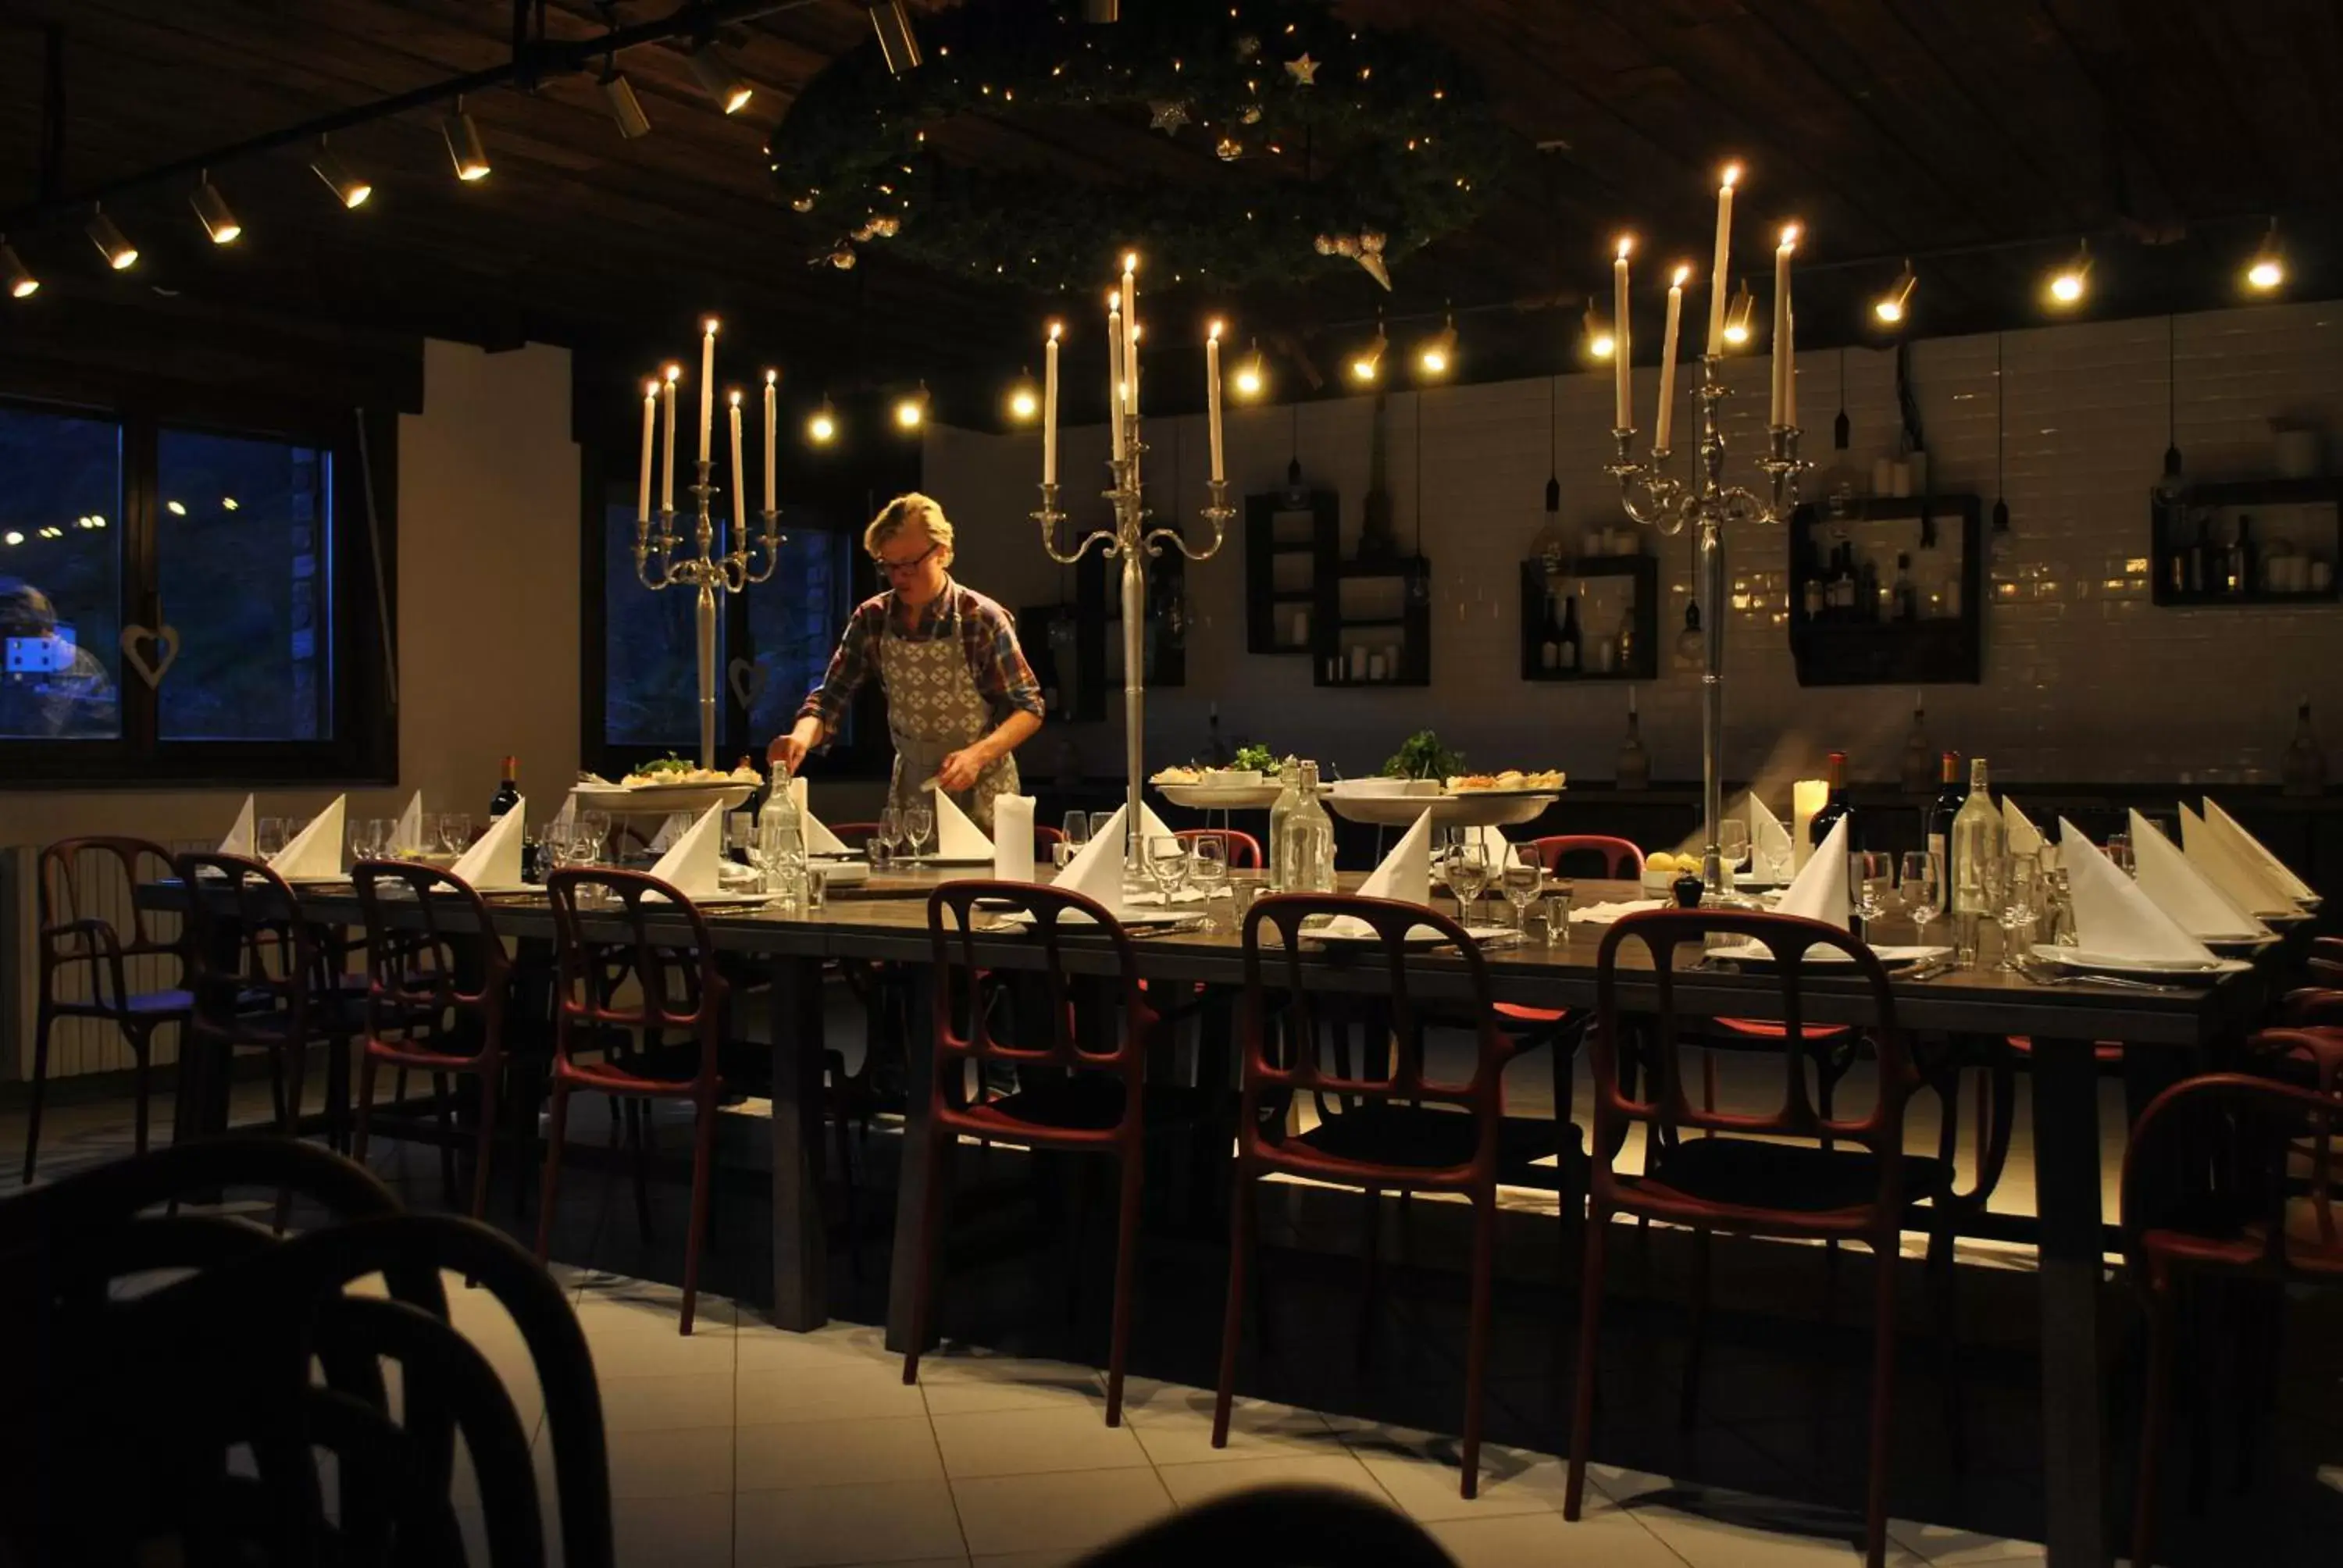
[1143,835,1190,905]
[1849,850,1893,933]
[1188,837,1229,925]
[1719,818,1752,878]
[256,816,291,860]
[868,807,901,871]
[438,812,473,857]
[579,809,612,863]
[1900,850,1943,950]
[350,818,387,864]
[903,802,934,860]
[1059,811,1090,871]
[1445,843,1491,925]
[1996,857,2040,971]
[1501,845,1544,932]
[2103,832,2136,879]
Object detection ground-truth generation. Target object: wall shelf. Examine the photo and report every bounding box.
[1788,494,1985,686]
[2150,475,2340,607]
[1245,486,1336,655]
[1519,556,1657,682]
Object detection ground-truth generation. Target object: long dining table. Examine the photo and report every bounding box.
[144,866,2284,1568]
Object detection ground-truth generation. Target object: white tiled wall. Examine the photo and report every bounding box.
[928,301,2343,792]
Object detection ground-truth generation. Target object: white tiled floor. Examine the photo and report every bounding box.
[442,1268,2047,1568]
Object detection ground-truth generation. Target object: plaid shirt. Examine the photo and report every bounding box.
[797,577,1045,740]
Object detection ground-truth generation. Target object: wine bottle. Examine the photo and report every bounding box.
[2235,514,2259,595]
[1927,751,1963,918]
[1539,592,1561,672]
[1949,756,2005,969]
[1810,750,1855,853]
[1614,603,1637,672]
[1557,594,1582,672]
[489,755,520,819]
[2283,697,2327,797]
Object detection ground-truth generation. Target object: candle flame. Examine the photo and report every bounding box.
[1107,289,1121,311]
[645,379,660,396]
[1047,321,1063,340]
[703,317,720,335]
[664,363,681,382]
[1671,264,1692,287]
[765,368,778,385]
[729,390,742,407]
[1122,251,1139,272]
[1720,162,1742,189]
[1615,234,1634,259]
[1779,223,1801,248]
[1208,319,1224,340]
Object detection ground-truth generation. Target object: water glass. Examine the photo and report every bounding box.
[1718,818,1752,873]
[1189,838,1230,928]
[904,803,934,859]
[2103,832,2136,879]
[579,809,612,856]
[804,864,829,912]
[1445,843,1490,921]
[725,812,755,864]
[1089,811,1118,861]
[256,815,291,860]
[1900,850,1943,946]
[349,818,383,862]
[1543,884,1574,945]
[1849,850,1893,928]
[1143,835,1190,903]
[1501,846,1543,931]
[1062,811,1092,853]
[1996,857,2040,971]
[439,812,473,856]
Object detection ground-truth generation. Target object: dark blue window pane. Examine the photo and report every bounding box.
[604,498,729,754]
[0,407,124,739]
[157,429,333,740]
[745,514,851,746]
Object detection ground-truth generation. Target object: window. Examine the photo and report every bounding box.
[0,395,394,784]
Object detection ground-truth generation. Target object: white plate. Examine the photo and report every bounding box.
[2200,929,2282,950]
[1157,782,1287,811]
[2030,946,2251,978]
[1326,792,1557,829]
[1444,785,1565,799]
[1706,941,1950,968]
[1308,921,1517,948]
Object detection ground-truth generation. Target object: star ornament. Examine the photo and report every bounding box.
[1284,52,1318,86]
[1148,98,1191,134]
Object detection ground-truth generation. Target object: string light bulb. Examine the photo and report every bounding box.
[191,172,242,244]
[1416,313,1459,377]
[87,206,137,271]
[2,238,37,299]
[1874,260,1917,325]
[1350,321,1388,383]
[894,382,929,430]
[1721,278,1755,346]
[1582,299,1614,362]
[688,40,754,114]
[2047,240,2091,307]
[1235,337,1266,398]
[309,138,373,208]
[2245,219,2284,292]
[807,399,839,445]
[443,97,491,181]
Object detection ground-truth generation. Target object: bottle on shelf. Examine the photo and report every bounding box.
[1892,553,1918,622]
[2283,698,2328,797]
[1614,602,1637,672]
[1900,697,1934,794]
[1927,750,1964,889]
[2153,444,2187,593]
[2185,513,2209,595]
[1859,555,1883,622]
[1616,692,1651,790]
[1267,758,1303,889]
[1949,755,2005,969]
[2234,514,2259,596]
[1801,563,1825,620]
[1557,594,1582,672]
[1539,591,1562,672]
[1810,750,1855,856]
[1282,761,1336,893]
[489,755,520,819]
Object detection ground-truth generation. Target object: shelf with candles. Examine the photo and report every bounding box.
[1245,484,1339,655]
[1518,557,1657,680]
[1787,493,1984,686]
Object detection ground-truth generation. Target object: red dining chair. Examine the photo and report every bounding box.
[1566,908,1965,1568]
[350,860,518,1221]
[899,881,1164,1425]
[1213,893,1545,1499]
[535,868,735,1335]
[25,837,191,1181]
[2123,1059,2343,1568]
[1176,828,1263,870]
[1529,835,1644,879]
[1489,839,1644,1114]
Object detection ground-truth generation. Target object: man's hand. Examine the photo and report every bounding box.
[768,721,816,776]
[936,745,989,794]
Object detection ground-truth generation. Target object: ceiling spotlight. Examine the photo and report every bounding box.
[2245,218,2284,293]
[1350,323,1388,383]
[1007,369,1040,422]
[894,383,929,430]
[222,496,240,511]
[87,206,137,271]
[2047,240,2091,307]
[1582,299,1614,362]
[2,238,36,299]
[689,39,754,113]
[601,72,652,139]
[191,172,242,244]
[1083,0,1121,20]
[166,501,187,515]
[1721,278,1755,346]
[1874,260,1917,325]
[310,138,373,208]
[807,399,839,445]
[1416,314,1459,377]
[1235,337,1266,398]
[2,531,19,546]
[869,0,923,76]
[444,97,491,181]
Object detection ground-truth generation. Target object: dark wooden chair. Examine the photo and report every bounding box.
[1176,828,1264,870]
[2123,1057,2343,1568]
[1072,1484,1453,1566]
[24,836,191,1181]
[1566,908,1967,1568]
[1529,834,1645,879]
[900,881,1164,1424]
[535,868,734,1335]
[1213,893,1543,1499]
[351,859,519,1221]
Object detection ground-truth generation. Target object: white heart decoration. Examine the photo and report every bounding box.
[727,656,769,711]
[119,623,181,687]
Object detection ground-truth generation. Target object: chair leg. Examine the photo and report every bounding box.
[899,1120,952,1387]
[626,1098,656,1242]
[1564,1205,1611,1520]
[274,1046,308,1235]
[1357,1184,1384,1368]
[433,1072,458,1207]
[1862,1232,1900,1568]
[1679,1224,1714,1431]
[352,1051,380,1167]
[679,1099,716,1336]
[1211,1165,1258,1450]
[1459,1191,1496,1501]
[22,1005,55,1184]
[469,1066,501,1224]
[1104,1148,1143,1427]
[534,1083,572,1265]
[129,1026,155,1158]
[2132,1284,2176,1568]
[1927,1221,1968,1471]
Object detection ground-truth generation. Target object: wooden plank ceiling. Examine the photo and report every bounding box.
[2,0,2338,419]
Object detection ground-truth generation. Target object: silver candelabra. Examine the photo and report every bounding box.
[1607,353,1806,896]
[1035,415,1234,865]
[634,458,784,769]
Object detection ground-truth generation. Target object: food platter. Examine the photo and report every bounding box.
[1156,782,1293,811]
[572,781,760,817]
[1325,790,1560,829]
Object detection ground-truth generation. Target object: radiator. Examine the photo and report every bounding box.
[2,840,208,1083]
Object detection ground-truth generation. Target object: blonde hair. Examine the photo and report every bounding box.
[865,492,955,560]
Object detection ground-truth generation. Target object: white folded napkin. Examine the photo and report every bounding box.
[547,789,578,838]
[645,802,724,900]
[1775,816,1851,929]
[392,790,425,855]
[219,794,255,856]
[2179,803,2296,916]
[270,796,347,881]
[1325,807,1439,939]
[2002,796,2045,858]
[1050,804,1139,918]
[2129,809,2266,943]
[647,812,690,852]
[2203,798,2315,902]
[1571,897,1668,925]
[2060,815,2218,964]
[450,798,526,889]
[933,786,993,859]
[993,794,1037,882]
[1749,793,1795,878]
[787,778,851,856]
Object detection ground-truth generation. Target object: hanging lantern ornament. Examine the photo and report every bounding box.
[1215,136,1243,162]
[1240,103,1263,124]
[1285,52,1319,85]
[1356,230,1391,290]
[791,190,819,213]
[1148,99,1191,134]
[811,243,858,269]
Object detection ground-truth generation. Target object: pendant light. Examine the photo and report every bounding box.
[1542,372,1561,533]
[2,237,37,299]
[190,171,242,244]
[444,96,491,181]
[310,137,373,208]
[1410,390,1431,605]
[87,205,137,271]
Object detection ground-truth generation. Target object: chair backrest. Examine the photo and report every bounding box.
[544,868,726,1085]
[1591,910,1914,1202]
[2122,1063,2342,1279]
[351,860,512,1063]
[925,880,1156,1096]
[1532,834,1644,878]
[1236,893,1510,1149]
[2309,935,2343,987]
[37,836,184,1010]
[1176,828,1263,870]
[172,851,318,1048]
[827,821,883,847]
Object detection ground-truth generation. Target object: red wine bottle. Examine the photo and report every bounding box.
[490,754,520,819]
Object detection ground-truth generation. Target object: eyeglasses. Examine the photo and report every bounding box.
[875,543,940,576]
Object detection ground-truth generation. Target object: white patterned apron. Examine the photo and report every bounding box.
[879,593,1019,836]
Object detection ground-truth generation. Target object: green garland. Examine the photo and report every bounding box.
[765,0,1519,292]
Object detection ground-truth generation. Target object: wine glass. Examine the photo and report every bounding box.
[1143,835,1189,904]
[1501,845,1544,932]
[1189,837,1229,926]
[1718,818,1752,876]
[1996,857,2040,971]
[256,816,291,860]
[2103,832,2136,879]
[1901,850,1943,949]
[348,818,382,863]
[904,802,934,860]
[579,809,612,861]
[1849,850,1893,932]
[1445,843,1491,923]
[438,812,473,857]
[1058,811,1090,871]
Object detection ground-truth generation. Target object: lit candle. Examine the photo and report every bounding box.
[1792,777,1828,871]
[697,318,719,465]
[660,365,679,515]
[1655,265,1689,452]
[1785,303,1797,427]
[1705,165,1739,357]
[1611,236,1633,430]
[1205,320,1225,483]
[1122,252,1139,421]
[762,369,776,513]
[1107,289,1126,461]
[1771,223,1799,427]
[637,378,657,524]
[1043,322,1061,485]
[728,390,746,538]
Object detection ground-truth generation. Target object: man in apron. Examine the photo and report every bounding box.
[770,493,1044,836]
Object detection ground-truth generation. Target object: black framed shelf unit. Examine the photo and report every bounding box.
[2150,476,2341,607]
[1316,555,1432,687]
[1245,486,1336,654]
[1788,493,1985,686]
[1519,555,1657,681]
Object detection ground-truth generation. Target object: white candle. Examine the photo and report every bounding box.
[1792,778,1828,871]
[1772,224,1799,426]
[728,390,746,538]
[762,370,776,513]
[1612,236,1633,429]
[1043,323,1061,485]
[637,379,656,524]
[1785,303,1797,427]
[697,318,718,465]
[1122,253,1139,421]
[660,366,678,515]
[1107,290,1126,461]
[1656,265,1688,452]
[1706,165,1739,357]
[1205,320,1225,483]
